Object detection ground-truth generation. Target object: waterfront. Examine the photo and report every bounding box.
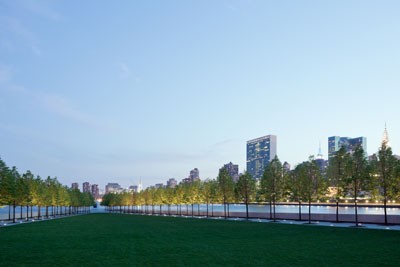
[104,202,400,225]
[0,205,90,221]
[104,203,399,215]
[3,202,400,224]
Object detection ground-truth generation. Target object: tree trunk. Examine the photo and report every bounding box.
[355,199,359,227]
[273,196,276,222]
[224,199,227,219]
[269,200,272,220]
[245,201,249,220]
[336,201,339,222]
[13,201,16,223]
[298,201,302,221]
[354,180,359,227]
[384,197,388,225]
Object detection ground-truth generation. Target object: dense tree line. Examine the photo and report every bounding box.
[0,158,95,223]
[102,144,400,224]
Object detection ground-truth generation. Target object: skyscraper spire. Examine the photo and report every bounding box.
[382,122,390,147]
[138,179,143,193]
[316,141,323,159]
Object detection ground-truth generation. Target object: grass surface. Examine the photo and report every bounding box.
[1,213,400,266]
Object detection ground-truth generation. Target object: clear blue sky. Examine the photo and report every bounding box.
[1,0,399,190]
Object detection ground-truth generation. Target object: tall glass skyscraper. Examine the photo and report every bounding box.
[246,135,277,180]
[328,136,367,159]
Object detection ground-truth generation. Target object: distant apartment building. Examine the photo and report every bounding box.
[315,158,328,175]
[247,135,277,179]
[91,184,99,199]
[190,168,200,181]
[155,183,164,189]
[167,178,177,188]
[283,161,291,173]
[181,168,201,184]
[82,182,91,193]
[181,177,192,184]
[105,183,122,194]
[328,136,367,159]
[315,151,328,175]
[222,162,239,182]
[71,183,79,190]
[128,181,143,193]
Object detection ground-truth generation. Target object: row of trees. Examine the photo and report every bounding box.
[102,143,400,225]
[0,158,95,223]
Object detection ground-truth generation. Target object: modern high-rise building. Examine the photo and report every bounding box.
[328,136,367,159]
[222,162,239,182]
[246,135,277,179]
[91,184,99,199]
[382,123,389,147]
[71,183,79,190]
[315,143,328,174]
[82,182,91,193]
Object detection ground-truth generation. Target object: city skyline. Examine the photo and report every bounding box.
[1,1,399,188]
[68,128,390,191]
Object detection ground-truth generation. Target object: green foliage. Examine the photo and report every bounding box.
[217,168,235,203]
[345,145,370,200]
[375,144,399,201]
[289,158,327,202]
[202,179,218,204]
[327,146,349,200]
[260,156,283,202]
[0,157,93,222]
[0,159,16,205]
[236,172,256,203]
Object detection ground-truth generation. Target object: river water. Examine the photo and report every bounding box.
[2,203,399,221]
[104,203,400,216]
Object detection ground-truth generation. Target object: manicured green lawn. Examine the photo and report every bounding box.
[1,213,399,266]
